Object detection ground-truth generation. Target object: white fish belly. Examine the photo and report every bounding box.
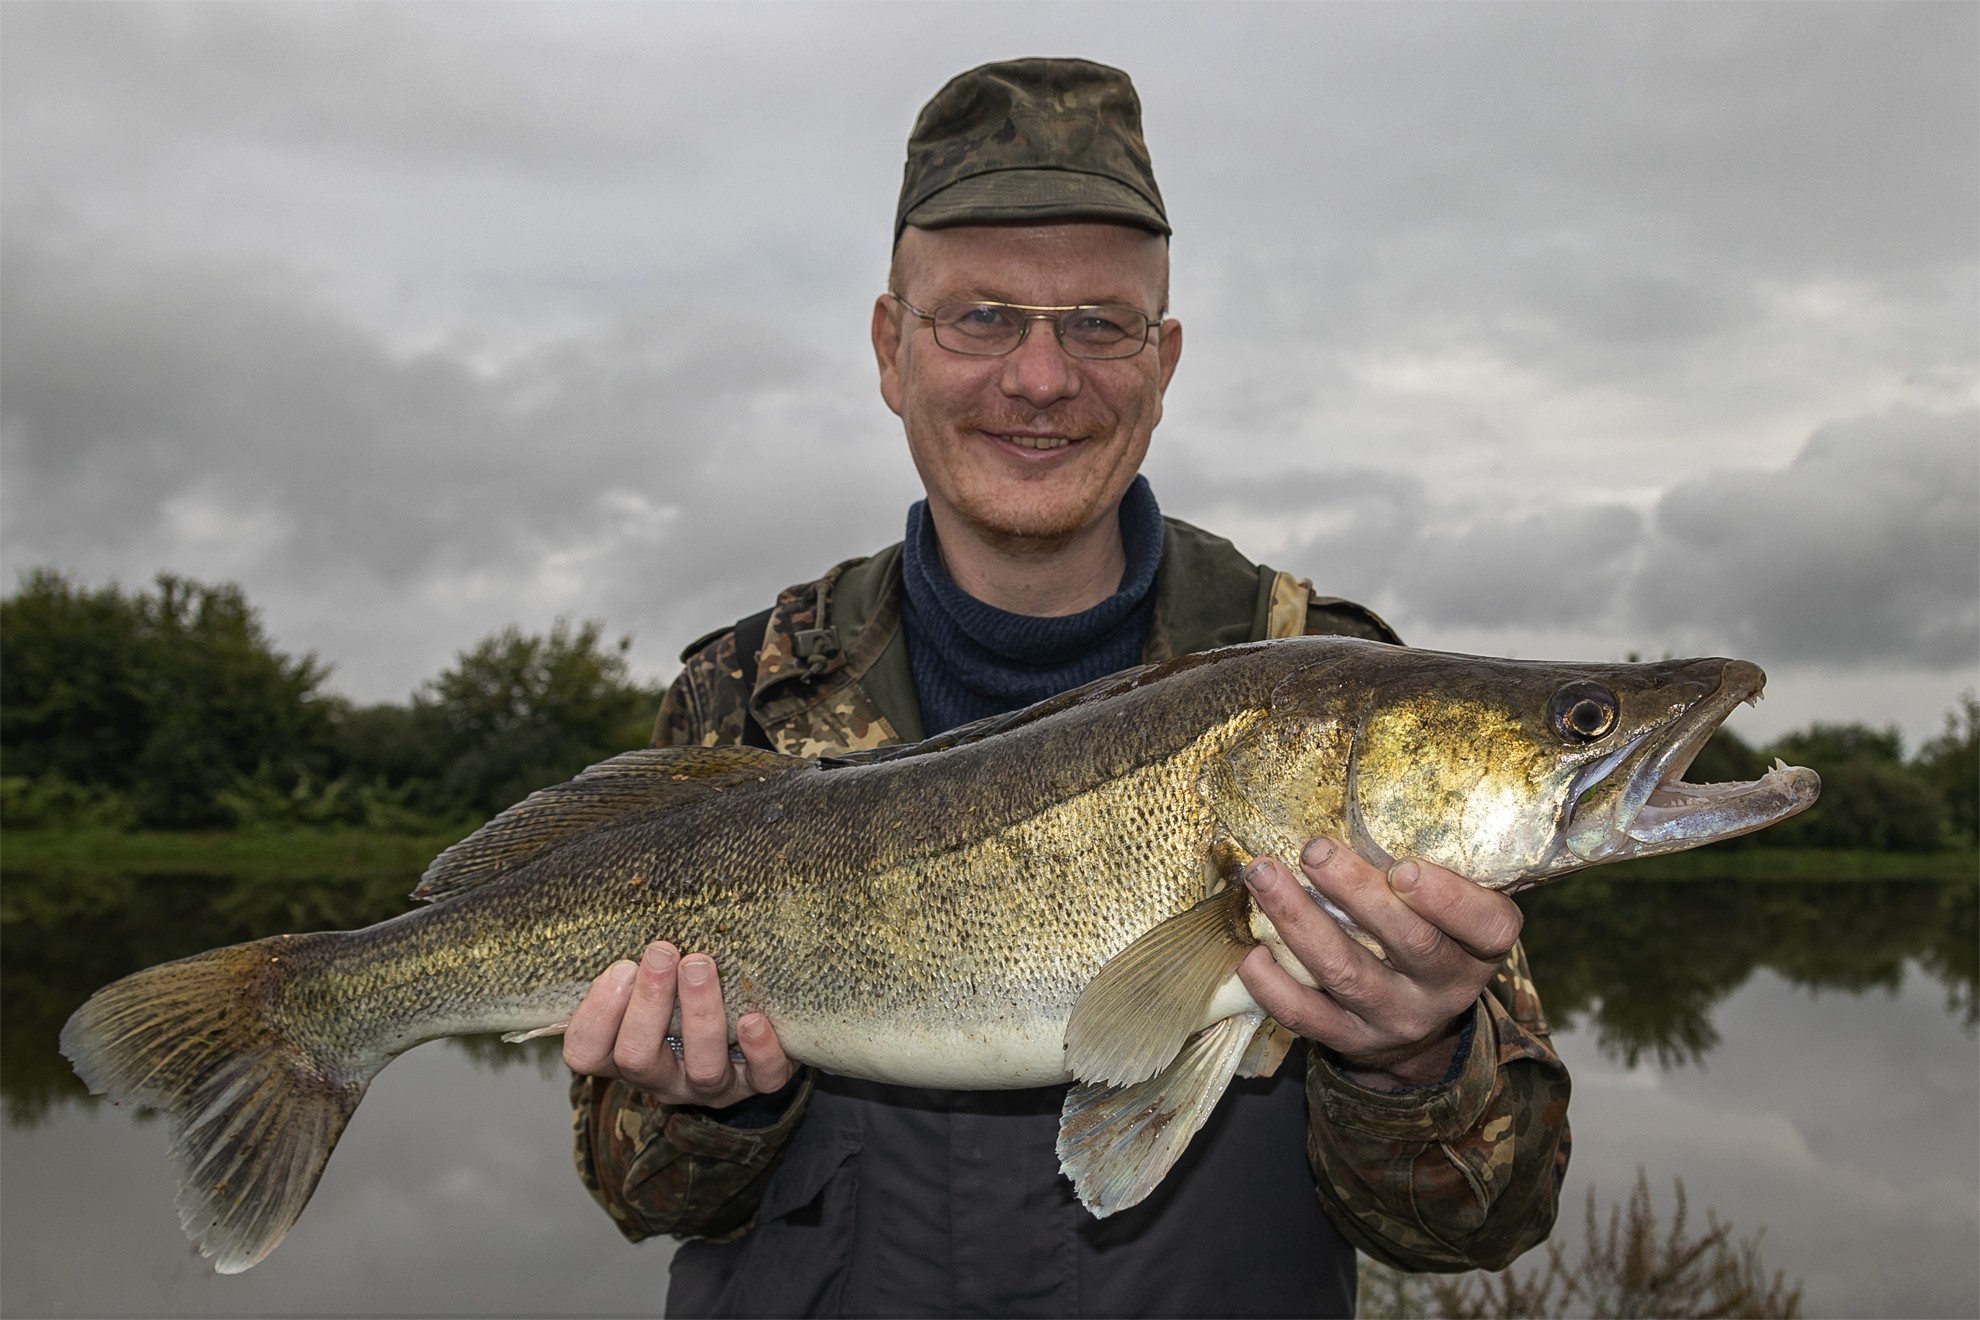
[772,1012,1075,1088]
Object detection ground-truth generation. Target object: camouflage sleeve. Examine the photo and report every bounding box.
[1303,941,1572,1272]
[569,1067,815,1243]
[569,639,812,1242]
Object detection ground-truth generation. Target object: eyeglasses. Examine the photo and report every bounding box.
[889,293,1157,360]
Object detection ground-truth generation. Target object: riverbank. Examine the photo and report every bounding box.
[1,826,1972,883]
[0,825,476,880]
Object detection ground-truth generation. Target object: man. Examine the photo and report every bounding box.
[565,58,1569,1317]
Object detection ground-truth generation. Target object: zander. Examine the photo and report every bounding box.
[61,637,1818,1273]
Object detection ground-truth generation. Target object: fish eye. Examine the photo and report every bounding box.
[1550,681,1619,743]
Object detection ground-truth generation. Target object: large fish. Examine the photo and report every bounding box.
[61,638,1817,1273]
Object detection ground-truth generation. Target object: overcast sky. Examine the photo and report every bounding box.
[3,2,1975,747]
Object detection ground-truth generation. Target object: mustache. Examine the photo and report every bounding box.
[963,410,1106,438]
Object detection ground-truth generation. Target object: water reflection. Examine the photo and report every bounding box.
[1,853,1973,1315]
[0,865,535,1123]
[1516,865,1978,1068]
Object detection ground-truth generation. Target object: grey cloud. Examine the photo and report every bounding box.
[1392,505,1648,629]
[1225,407,1980,672]
[1632,407,1979,667]
[0,228,916,696]
[2,3,1972,719]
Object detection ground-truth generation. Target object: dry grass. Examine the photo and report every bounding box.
[1361,1169,1803,1318]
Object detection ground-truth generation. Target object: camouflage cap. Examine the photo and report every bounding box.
[896,57,1169,241]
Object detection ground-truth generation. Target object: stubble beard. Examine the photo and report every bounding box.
[929,408,1134,555]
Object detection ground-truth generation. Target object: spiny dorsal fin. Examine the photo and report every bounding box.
[412,746,802,902]
[819,663,1164,768]
[1062,884,1256,1087]
[1057,1012,1264,1217]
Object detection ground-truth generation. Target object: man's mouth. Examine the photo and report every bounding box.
[999,433,1078,452]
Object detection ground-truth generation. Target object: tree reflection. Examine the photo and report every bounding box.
[1517,867,1979,1068]
[3,866,434,1123]
[5,861,1974,1120]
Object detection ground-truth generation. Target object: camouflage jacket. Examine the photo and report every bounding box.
[570,517,1571,1273]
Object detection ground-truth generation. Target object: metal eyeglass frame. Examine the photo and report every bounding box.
[888,293,1158,360]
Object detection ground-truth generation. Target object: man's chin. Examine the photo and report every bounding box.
[952,499,1107,549]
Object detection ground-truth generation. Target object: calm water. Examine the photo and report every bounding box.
[2,859,1974,1317]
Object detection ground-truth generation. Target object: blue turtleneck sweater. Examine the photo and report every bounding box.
[899,476,1165,737]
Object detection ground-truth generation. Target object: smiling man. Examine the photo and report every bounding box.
[564,58,1570,1318]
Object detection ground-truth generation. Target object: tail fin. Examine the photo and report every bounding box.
[59,933,374,1274]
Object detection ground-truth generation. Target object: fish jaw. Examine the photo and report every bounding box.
[1557,660,1819,870]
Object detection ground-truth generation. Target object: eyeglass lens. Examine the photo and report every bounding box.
[931,303,1151,359]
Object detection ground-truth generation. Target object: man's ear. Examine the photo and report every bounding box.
[1155,317,1183,395]
[872,295,906,417]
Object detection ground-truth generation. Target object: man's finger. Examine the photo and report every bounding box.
[563,959,637,1076]
[675,954,735,1094]
[1384,860,1523,964]
[736,1012,794,1095]
[1241,855,1391,1026]
[1249,851,1390,1005]
[613,941,684,1087]
[1236,944,1369,1052]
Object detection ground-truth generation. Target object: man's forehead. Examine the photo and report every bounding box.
[894,223,1168,303]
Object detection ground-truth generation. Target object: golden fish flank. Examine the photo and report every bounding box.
[60,637,1819,1273]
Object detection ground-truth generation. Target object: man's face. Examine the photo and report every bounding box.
[872,222,1183,547]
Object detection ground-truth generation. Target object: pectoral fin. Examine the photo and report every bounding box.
[1236,1016,1296,1078]
[1056,1011,1264,1218]
[1063,884,1256,1087]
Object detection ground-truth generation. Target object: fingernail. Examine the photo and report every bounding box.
[680,958,712,985]
[1390,861,1420,893]
[608,960,637,986]
[739,1014,765,1042]
[1302,838,1335,868]
[643,944,676,973]
[1242,858,1274,891]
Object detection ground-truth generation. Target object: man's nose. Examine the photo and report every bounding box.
[998,321,1082,408]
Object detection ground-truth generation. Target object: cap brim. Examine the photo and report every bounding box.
[901,169,1170,237]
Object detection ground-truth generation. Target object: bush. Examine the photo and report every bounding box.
[1,570,334,828]
[1360,1170,1802,1318]
[1763,723,1947,852]
[1913,693,1978,847]
[0,773,135,830]
[416,618,658,817]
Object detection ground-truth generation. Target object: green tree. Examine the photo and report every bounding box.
[1,570,333,827]
[1913,693,1978,847]
[417,619,657,817]
[1761,722,1946,852]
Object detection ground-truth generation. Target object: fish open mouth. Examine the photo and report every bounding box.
[1562,661,1820,865]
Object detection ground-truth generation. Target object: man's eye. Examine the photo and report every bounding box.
[951,305,1011,329]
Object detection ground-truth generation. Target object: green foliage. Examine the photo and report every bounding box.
[1,572,660,830]
[211,764,469,834]
[415,618,657,817]
[1360,1170,1802,1318]
[1913,692,1979,846]
[1,569,333,827]
[1761,721,1946,852]
[0,772,135,829]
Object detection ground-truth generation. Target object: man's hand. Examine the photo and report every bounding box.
[563,940,795,1108]
[1236,839,1522,1092]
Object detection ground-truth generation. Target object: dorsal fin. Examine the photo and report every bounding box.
[820,660,1183,769]
[411,746,803,902]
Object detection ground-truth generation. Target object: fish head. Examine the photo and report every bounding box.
[1282,649,1820,890]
